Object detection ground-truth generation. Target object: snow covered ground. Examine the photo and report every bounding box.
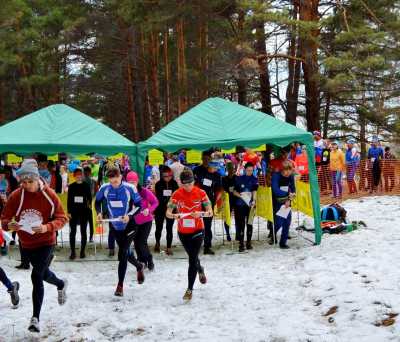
[1,196,400,342]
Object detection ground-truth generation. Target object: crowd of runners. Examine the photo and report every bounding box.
[0,135,398,333]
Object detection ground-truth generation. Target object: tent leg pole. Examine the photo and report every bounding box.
[222,218,225,246]
[94,232,97,256]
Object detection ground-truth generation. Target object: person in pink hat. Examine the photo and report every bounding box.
[126,171,159,271]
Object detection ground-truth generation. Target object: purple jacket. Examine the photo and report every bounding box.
[134,188,159,225]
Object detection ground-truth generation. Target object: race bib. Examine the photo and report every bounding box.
[371,157,376,163]
[298,166,305,171]
[203,178,212,187]
[182,219,195,228]
[280,186,289,192]
[110,200,123,208]
[163,190,172,197]
[323,157,327,162]
[229,186,234,193]
[74,196,84,203]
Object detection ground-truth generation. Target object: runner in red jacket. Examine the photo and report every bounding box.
[166,168,213,301]
[1,159,68,333]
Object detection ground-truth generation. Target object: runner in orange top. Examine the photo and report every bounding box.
[166,168,213,301]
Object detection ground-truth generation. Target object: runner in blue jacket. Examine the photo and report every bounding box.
[95,166,144,297]
[271,161,296,249]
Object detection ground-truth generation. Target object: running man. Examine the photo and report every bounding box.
[67,167,92,259]
[166,168,212,301]
[95,166,144,297]
[1,159,68,333]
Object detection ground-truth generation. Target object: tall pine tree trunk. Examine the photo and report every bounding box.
[255,19,272,115]
[237,9,247,106]
[176,18,188,114]
[0,80,3,124]
[322,93,330,138]
[125,27,138,141]
[359,108,367,159]
[163,29,171,123]
[286,1,301,125]
[299,0,320,132]
[201,20,209,100]
[149,29,161,132]
[198,17,209,102]
[140,27,152,138]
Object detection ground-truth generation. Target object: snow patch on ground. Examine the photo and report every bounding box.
[1,196,400,342]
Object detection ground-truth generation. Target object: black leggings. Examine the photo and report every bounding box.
[178,230,204,291]
[24,246,64,319]
[155,211,174,248]
[69,213,88,254]
[134,221,152,264]
[87,208,94,241]
[112,223,141,285]
[372,161,381,189]
[234,205,253,244]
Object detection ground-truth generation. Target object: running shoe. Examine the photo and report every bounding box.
[198,267,207,284]
[114,284,123,297]
[183,289,193,301]
[8,281,20,306]
[28,317,40,333]
[58,279,68,305]
[137,264,145,284]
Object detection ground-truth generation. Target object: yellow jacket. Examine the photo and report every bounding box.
[330,150,346,171]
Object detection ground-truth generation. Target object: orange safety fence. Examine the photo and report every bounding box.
[310,159,398,203]
[258,159,399,204]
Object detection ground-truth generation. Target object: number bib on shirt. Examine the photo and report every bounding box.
[280,186,289,192]
[110,201,123,208]
[163,190,172,197]
[203,178,212,187]
[182,218,195,228]
[74,196,84,203]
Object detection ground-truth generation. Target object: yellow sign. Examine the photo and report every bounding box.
[186,150,202,164]
[253,144,266,152]
[221,147,236,154]
[68,172,76,185]
[7,154,23,163]
[58,193,68,214]
[256,186,274,222]
[213,192,232,227]
[223,192,232,227]
[109,153,124,161]
[148,149,164,166]
[75,154,89,161]
[48,154,58,162]
[292,180,314,217]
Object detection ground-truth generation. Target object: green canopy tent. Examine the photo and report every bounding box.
[137,97,322,244]
[0,104,137,162]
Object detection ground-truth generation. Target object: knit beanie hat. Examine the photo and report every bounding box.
[17,159,40,180]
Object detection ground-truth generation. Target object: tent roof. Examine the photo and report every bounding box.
[0,104,136,156]
[138,97,312,152]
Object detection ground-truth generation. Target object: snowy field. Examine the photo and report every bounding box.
[1,196,400,342]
